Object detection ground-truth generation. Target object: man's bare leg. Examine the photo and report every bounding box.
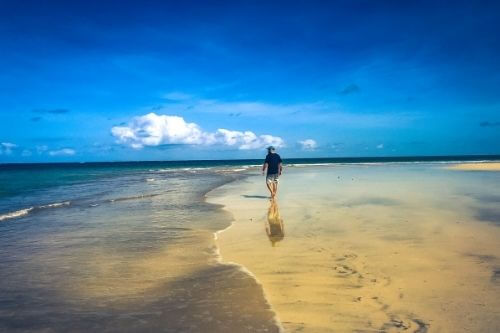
[272,182,278,198]
[266,181,274,198]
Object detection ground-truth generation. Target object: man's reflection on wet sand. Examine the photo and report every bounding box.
[266,199,284,246]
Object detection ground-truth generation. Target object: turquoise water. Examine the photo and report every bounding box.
[0,164,279,332]
[1,155,498,213]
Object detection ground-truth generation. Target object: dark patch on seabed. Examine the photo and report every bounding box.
[464,192,500,204]
[475,206,500,225]
[464,253,497,263]
[344,196,401,207]
[0,264,280,333]
[492,268,500,283]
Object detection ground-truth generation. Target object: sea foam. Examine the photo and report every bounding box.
[0,201,71,222]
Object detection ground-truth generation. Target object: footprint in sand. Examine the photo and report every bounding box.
[331,253,363,279]
[333,264,358,276]
[381,315,429,333]
[334,253,358,261]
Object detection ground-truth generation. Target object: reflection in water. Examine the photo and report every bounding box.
[212,165,500,332]
[266,200,284,246]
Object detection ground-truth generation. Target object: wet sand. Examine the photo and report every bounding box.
[208,163,500,332]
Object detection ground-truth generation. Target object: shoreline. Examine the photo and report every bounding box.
[207,178,285,333]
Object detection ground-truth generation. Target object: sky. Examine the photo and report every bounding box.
[0,0,499,162]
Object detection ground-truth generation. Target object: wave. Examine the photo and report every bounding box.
[0,207,34,221]
[0,201,71,222]
[0,192,169,222]
[0,192,165,222]
[39,201,71,209]
[108,193,162,202]
[153,167,214,173]
[215,167,255,173]
[151,165,259,174]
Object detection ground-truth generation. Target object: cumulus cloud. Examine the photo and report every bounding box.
[376,143,384,149]
[0,142,17,155]
[216,129,284,150]
[48,148,76,156]
[298,139,317,151]
[111,113,284,150]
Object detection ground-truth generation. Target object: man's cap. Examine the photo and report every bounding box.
[267,146,275,151]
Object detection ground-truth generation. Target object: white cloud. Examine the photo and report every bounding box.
[111,113,284,150]
[48,148,76,156]
[111,113,211,149]
[376,144,384,149]
[215,129,284,150]
[298,139,317,151]
[0,142,17,155]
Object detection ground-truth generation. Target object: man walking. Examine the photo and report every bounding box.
[262,146,282,199]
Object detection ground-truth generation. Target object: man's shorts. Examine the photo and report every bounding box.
[266,173,280,184]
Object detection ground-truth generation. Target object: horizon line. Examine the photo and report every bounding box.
[1,154,499,166]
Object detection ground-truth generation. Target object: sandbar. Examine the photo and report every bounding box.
[446,162,500,171]
[208,164,500,332]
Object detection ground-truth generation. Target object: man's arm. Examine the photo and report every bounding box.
[262,162,268,175]
[279,162,283,175]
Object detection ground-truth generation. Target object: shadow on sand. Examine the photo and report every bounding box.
[241,195,270,199]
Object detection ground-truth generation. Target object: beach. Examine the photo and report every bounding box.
[209,163,500,332]
[2,0,500,331]
[0,160,499,332]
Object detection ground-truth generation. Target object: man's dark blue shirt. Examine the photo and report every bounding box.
[264,153,282,175]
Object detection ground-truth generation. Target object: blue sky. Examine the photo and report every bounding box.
[0,0,499,162]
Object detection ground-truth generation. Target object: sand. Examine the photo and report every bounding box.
[446,162,500,171]
[208,164,500,332]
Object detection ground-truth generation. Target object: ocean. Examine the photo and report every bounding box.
[2,155,499,218]
[0,155,499,332]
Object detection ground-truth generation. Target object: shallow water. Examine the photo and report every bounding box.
[209,163,500,332]
[0,166,279,332]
